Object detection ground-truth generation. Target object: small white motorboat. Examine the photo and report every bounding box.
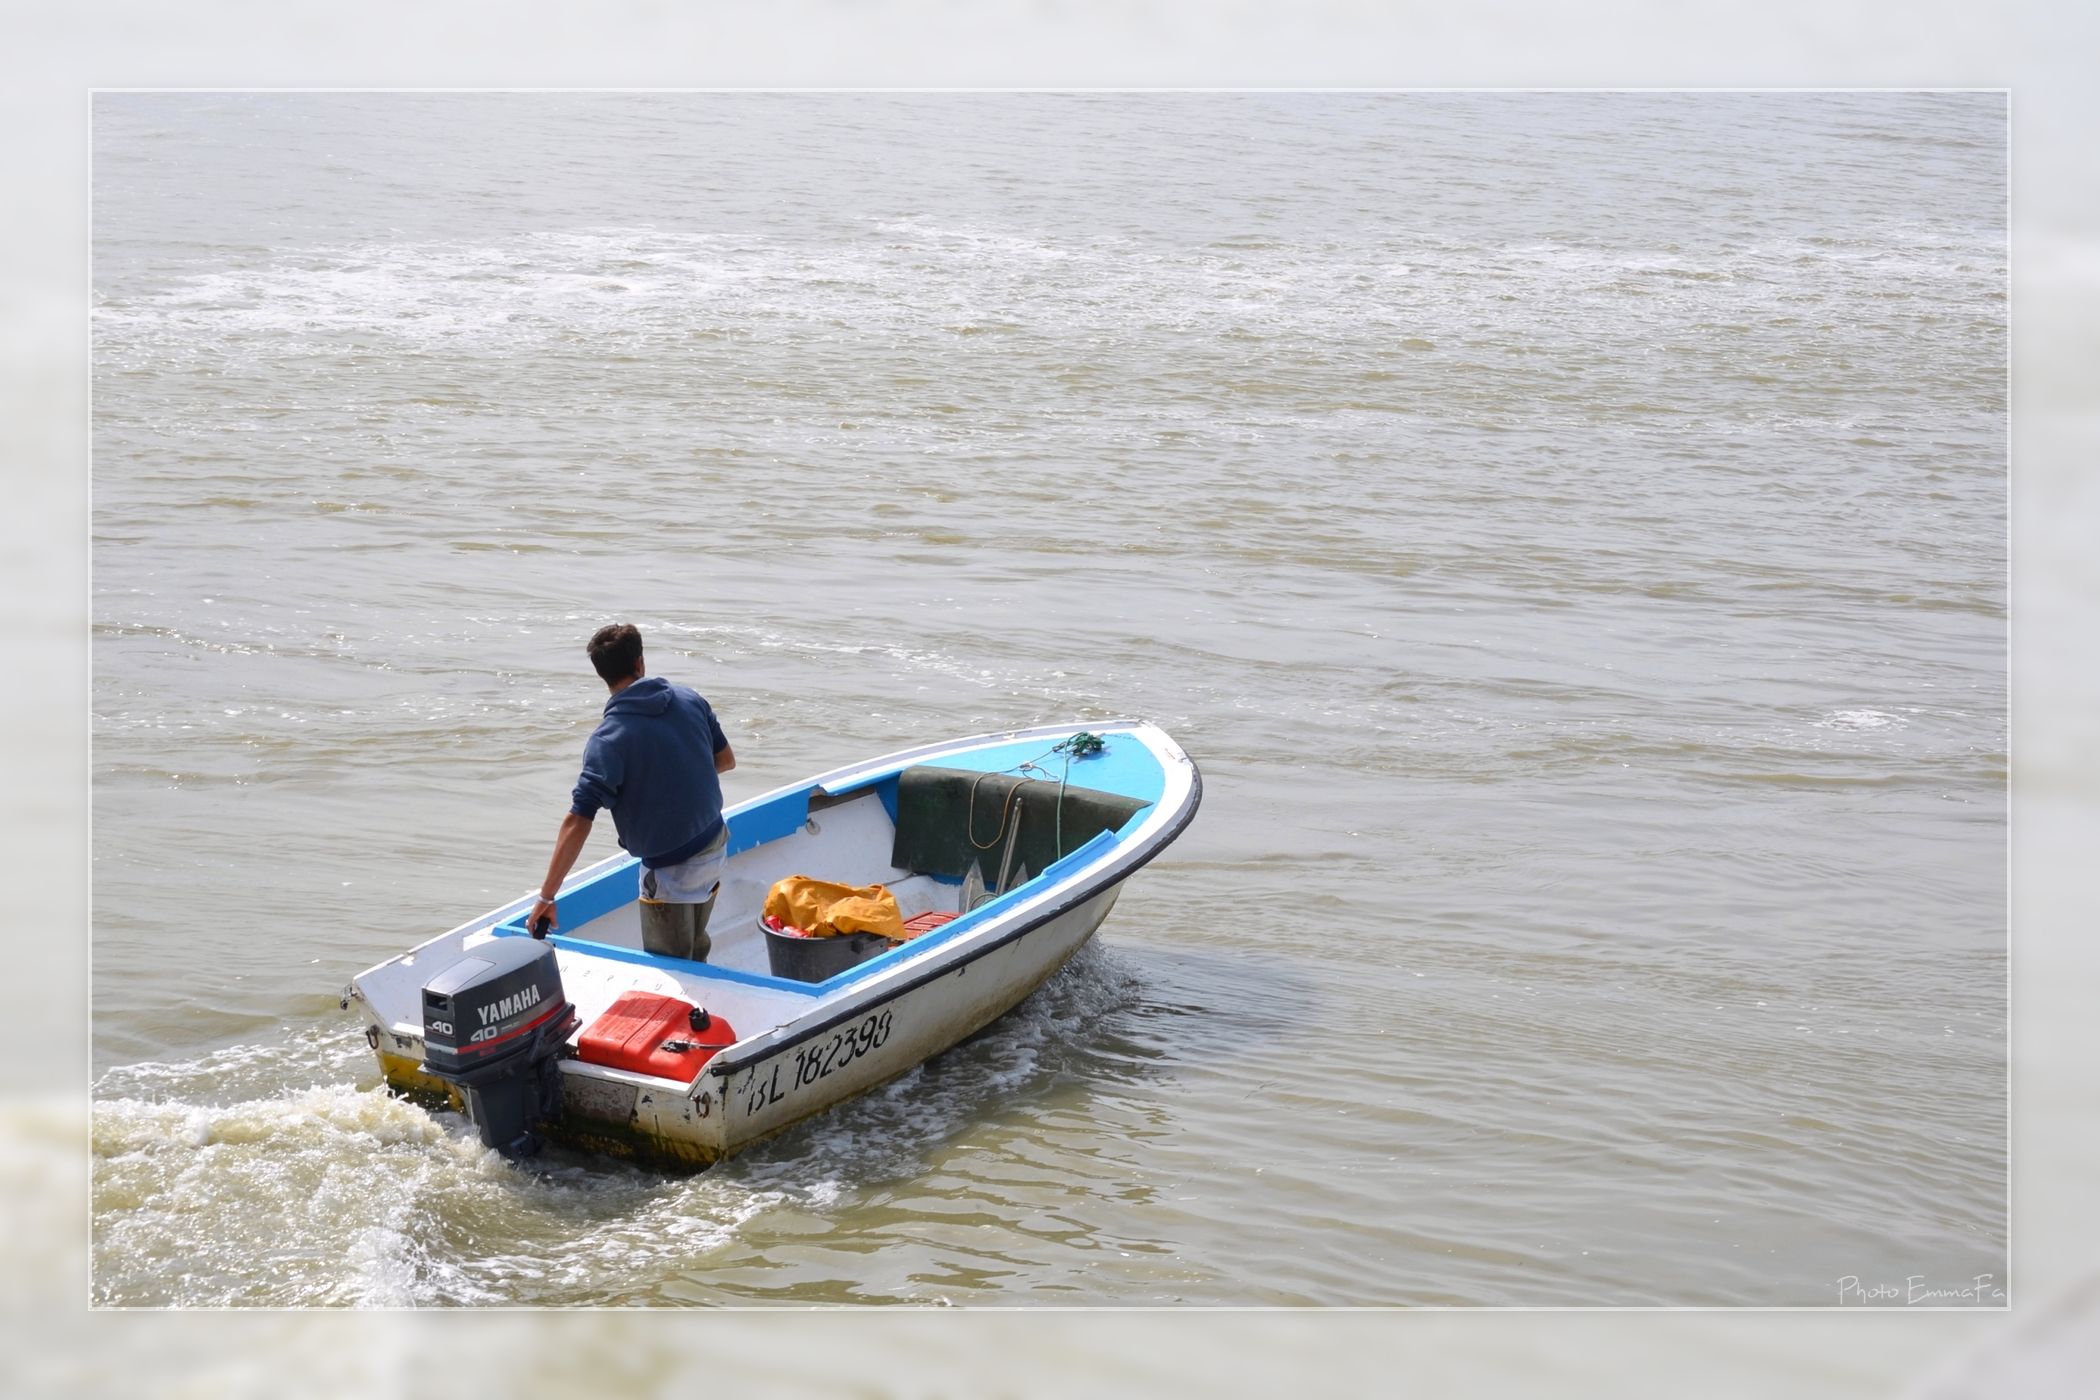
[344,721,1202,1169]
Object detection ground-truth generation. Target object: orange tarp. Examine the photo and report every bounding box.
[762,875,907,939]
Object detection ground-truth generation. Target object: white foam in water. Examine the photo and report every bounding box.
[90,93,2006,1308]
[95,215,1993,383]
[89,946,1145,1306]
[1817,708,1904,731]
[726,941,1142,1191]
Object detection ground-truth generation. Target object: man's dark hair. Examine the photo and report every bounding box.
[587,623,644,686]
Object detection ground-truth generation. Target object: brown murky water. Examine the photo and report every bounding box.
[90,92,2005,1306]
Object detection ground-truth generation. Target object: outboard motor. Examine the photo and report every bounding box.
[420,938,579,1158]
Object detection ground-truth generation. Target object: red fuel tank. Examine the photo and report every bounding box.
[575,992,736,1082]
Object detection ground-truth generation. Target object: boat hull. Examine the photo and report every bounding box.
[370,885,1118,1170]
[351,719,1198,1172]
[709,884,1118,1161]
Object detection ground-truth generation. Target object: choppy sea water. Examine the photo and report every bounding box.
[90,92,2005,1307]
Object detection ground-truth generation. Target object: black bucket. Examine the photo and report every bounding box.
[762,920,893,984]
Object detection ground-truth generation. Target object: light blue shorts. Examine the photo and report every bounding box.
[640,823,728,903]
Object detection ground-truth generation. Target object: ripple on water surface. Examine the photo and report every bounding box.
[91,92,2005,1306]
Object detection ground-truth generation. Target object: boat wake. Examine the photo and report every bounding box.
[90,943,1148,1306]
[729,939,1149,1194]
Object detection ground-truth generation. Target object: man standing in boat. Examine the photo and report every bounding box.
[529,623,737,962]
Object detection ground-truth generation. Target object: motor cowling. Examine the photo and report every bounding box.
[420,937,579,1158]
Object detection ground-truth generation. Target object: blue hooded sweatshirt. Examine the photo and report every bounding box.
[569,676,729,868]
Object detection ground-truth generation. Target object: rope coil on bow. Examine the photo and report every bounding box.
[964,731,1109,863]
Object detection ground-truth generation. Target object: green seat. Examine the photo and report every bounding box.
[891,765,1150,890]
